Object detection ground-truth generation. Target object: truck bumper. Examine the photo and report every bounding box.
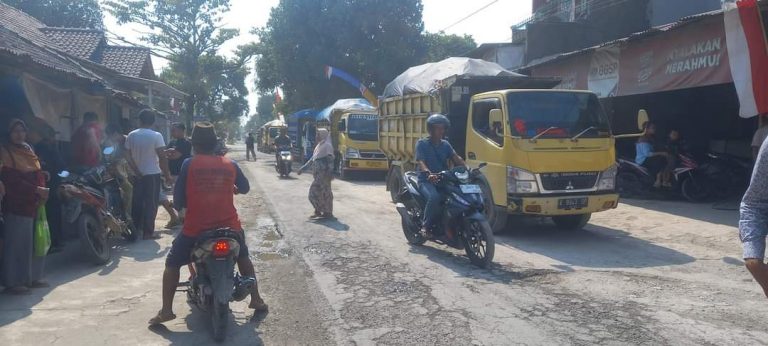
[506,193,619,216]
[345,159,388,171]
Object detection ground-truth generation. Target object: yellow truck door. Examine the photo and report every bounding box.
[465,96,507,208]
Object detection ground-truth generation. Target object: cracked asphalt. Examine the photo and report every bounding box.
[2,144,768,345]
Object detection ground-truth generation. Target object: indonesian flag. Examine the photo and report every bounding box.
[724,0,768,118]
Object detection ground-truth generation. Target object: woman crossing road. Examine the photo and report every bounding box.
[298,128,335,219]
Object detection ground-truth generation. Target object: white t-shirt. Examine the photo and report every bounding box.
[126,128,165,175]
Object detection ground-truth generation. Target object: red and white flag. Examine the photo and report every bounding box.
[724,0,768,118]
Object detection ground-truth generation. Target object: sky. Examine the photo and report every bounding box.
[102,0,533,117]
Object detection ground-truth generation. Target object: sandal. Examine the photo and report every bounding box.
[249,299,269,312]
[148,310,177,325]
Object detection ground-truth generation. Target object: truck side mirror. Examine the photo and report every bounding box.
[637,109,649,132]
[338,119,346,132]
[489,109,504,136]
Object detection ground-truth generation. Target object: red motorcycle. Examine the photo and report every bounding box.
[58,147,134,264]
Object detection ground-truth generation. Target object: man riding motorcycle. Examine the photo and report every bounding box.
[415,114,466,237]
[273,128,292,162]
[149,122,267,325]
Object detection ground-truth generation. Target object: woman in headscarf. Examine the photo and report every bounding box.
[298,128,335,219]
[0,119,49,294]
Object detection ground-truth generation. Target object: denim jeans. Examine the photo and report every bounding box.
[418,180,443,229]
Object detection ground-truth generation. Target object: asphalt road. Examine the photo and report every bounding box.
[1,144,767,345]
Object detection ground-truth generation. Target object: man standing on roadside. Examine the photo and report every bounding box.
[163,123,191,226]
[740,125,768,299]
[125,109,172,240]
[71,112,103,170]
[245,132,257,161]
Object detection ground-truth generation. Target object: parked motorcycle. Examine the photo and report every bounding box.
[58,147,134,264]
[179,228,256,342]
[696,152,751,200]
[395,164,495,268]
[616,153,714,202]
[275,146,292,177]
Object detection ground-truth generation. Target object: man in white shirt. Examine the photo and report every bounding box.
[125,109,172,240]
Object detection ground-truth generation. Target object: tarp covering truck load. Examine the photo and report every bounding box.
[318,98,388,179]
[379,57,641,232]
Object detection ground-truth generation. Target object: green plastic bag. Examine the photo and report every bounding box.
[34,205,51,257]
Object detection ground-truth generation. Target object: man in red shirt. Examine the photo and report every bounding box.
[149,122,267,325]
[71,112,103,169]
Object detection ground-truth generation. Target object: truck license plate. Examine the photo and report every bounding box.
[557,197,588,210]
[363,161,385,168]
[460,184,482,194]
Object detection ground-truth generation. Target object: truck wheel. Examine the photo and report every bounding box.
[552,214,591,231]
[388,166,403,203]
[479,182,506,234]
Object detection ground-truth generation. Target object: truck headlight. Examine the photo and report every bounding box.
[508,166,539,194]
[346,148,360,159]
[597,164,617,191]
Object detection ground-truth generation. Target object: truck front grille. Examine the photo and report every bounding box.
[540,172,598,191]
[360,151,387,159]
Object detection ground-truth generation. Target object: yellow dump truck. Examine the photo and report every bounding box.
[319,99,388,179]
[380,72,631,232]
[258,119,287,153]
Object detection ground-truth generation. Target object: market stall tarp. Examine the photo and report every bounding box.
[382,57,524,97]
[529,12,732,99]
[317,98,375,120]
[20,73,72,139]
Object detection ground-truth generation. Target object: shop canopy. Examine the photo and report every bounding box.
[382,57,527,97]
[287,109,319,121]
[261,119,286,129]
[317,98,376,120]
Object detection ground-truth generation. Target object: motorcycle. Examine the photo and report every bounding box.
[696,152,751,200]
[275,146,292,177]
[58,147,134,264]
[179,228,256,342]
[616,153,709,202]
[395,164,495,268]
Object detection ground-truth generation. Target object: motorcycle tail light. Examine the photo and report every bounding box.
[212,240,230,257]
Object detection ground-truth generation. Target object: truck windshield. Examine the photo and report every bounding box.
[507,92,610,139]
[269,127,280,138]
[347,114,378,141]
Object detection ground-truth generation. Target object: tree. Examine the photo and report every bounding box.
[104,0,242,129]
[3,0,104,29]
[423,32,477,63]
[243,93,279,134]
[252,0,425,110]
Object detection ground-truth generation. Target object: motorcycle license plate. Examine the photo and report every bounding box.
[557,197,588,210]
[460,184,482,194]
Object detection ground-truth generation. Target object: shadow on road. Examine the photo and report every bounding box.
[495,221,696,269]
[620,198,739,227]
[308,218,350,232]
[148,308,265,345]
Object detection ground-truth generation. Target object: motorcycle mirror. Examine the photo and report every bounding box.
[102,146,115,155]
[478,162,488,169]
[58,170,70,178]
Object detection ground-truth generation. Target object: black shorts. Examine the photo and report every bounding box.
[642,156,668,175]
[165,231,249,268]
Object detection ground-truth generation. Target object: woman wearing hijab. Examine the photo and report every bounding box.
[0,119,49,294]
[298,128,335,219]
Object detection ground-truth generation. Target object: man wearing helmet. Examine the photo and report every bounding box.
[415,114,466,236]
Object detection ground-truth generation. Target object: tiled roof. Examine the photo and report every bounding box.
[100,46,152,78]
[40,27,103,60]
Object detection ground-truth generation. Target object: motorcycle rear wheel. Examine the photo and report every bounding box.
[402,200,426,246]
[78,212,110,265]
[212,301,229,342]
[681,177,709,203]
[462,219,495,268]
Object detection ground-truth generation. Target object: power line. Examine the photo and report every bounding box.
[440,0,500,32]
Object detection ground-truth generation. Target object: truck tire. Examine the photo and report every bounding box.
[552,214,591,231]
[479,181,507,234]
[388,166,403,203]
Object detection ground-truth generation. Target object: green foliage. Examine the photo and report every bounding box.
[252,0,426,110]
[103,0,245,128]
[423,32,477,63]
[3,0,104,29]
[243,93,279,134]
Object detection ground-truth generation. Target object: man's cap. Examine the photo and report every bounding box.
[191,121,217,146]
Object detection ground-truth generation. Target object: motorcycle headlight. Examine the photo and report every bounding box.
[508,166,539,194]
[346,148,360,159]
[597,164,617,191]
[454,170,470,182]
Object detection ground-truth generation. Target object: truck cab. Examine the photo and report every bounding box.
[334,110,388,177]
[465,90,619,230]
